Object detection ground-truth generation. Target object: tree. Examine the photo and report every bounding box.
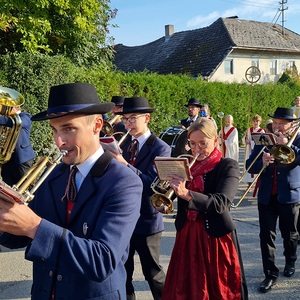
[0,0,117,66]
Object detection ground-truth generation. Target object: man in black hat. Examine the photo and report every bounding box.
[180,98,202,129]
[246,107,300,293]
[112,96,171,300]
[111,95,127,134]
[0,83,143,299]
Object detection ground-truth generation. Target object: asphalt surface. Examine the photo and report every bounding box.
[1,148,300,299]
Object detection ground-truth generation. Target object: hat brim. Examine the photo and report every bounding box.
[116,108,156,115]
[184,104,201,107]
[32,103,114,121]
[268,113,299,121]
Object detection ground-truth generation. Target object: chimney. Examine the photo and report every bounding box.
[165,25,174,39]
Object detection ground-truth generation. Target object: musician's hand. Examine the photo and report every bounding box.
[170,175,192,201]
[184,144,191,151]
[276,132,289,145]
[0,199,41,239]
[262,152,274,165]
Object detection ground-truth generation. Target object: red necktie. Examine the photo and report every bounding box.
[128,139,139,165]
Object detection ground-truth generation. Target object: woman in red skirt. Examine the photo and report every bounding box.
[162,118,248,300]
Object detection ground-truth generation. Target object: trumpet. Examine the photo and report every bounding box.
[0,151,67,204]
[150,153,199,214]
[232,125,300,208]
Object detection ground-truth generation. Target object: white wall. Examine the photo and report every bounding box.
[211,49,300,83]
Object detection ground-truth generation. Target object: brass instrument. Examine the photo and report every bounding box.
[269,125,300,164]
[116,129,131,146]
[239,146,266,183]
[217,112,224,157]
[102,115,121,136]
[232,125,300,208]
[0,151,67,204]
[150,153,199,214]
[0,87,25,164]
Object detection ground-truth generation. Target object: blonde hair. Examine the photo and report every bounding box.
[252,114,262,122]
[85,114,102,124]
[188,117,217,139]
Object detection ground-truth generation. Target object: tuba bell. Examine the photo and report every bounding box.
[0,87,25,164]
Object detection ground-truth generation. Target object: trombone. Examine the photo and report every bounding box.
[232,125,300,208]
[150,153,199,214]
[239,146,266,183]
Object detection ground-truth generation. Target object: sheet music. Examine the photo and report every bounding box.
[154,157,193,181]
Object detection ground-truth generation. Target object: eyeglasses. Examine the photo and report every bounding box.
[121,114,146,124]
[187,139,209,149]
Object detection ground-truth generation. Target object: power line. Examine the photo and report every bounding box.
[271,0,288,34]
[221,0,278,9]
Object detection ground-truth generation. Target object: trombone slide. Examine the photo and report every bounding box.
[232,163,268,208]
[239,146,266,183]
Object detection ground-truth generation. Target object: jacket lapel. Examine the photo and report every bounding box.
[49,151,113,225]
[134,134,156,165]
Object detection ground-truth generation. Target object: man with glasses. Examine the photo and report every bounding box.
[113,97,171,300]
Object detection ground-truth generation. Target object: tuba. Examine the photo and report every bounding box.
[0,87,25,164]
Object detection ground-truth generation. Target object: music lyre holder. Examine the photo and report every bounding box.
[251,133,276,146]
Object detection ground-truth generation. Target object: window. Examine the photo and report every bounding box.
[251,59,259,68]
[287,61,296,69]
[224,59,233,74]
[270,60,277,75]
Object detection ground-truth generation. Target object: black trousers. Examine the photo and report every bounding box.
[125,232,165,300]
[258,194,300,279]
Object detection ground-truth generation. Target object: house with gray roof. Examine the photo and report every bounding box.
[113,17,300,83]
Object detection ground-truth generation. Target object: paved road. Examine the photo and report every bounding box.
[1,148,300,299]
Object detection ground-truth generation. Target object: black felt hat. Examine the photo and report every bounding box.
[268,107,299,121]
[184,98,201,107]
[111,96,125,106]
[116,97,156,114]
[31,83,114,121]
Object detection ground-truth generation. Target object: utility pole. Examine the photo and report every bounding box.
[279,0,288,35]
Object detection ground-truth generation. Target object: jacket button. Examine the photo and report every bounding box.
[49,271,53,277]
[57,275,63,281]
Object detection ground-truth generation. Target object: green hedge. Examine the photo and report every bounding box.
[0,53,299,157]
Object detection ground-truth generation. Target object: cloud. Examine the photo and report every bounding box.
[186,0,283,29]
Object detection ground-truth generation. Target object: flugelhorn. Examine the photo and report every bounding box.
[0,87,25,164]
[115,129,130,146]
[151,153,199,214]
[0,151,67,204]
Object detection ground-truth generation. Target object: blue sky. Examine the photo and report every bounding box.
[109,0,300,46]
